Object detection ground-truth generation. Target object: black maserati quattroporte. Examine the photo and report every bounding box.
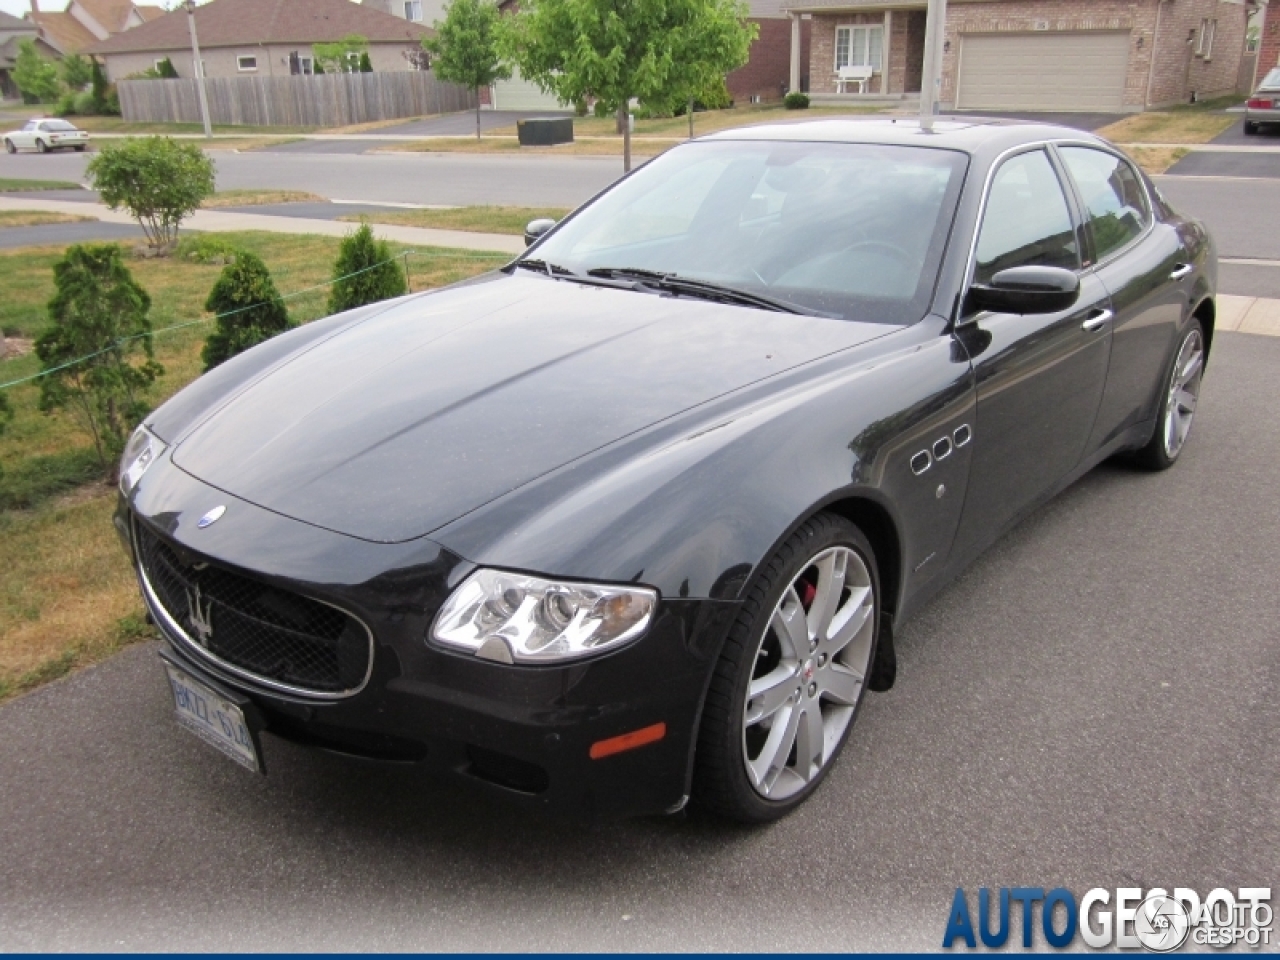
[117,118,1215,822]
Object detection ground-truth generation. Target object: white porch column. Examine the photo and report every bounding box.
[882,10,892,94]
[789,13,802,94]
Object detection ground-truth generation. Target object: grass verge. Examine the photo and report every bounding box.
[0,230,504,701]
[1097,105,1239,144]
[1123,146,1191,175]
[0,210,94,228]
[202,189,327,208]
[338,205,571,235]
[496,102,888,139]
[0,178,83,192]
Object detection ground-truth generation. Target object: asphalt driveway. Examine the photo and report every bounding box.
[0,332,1276,951]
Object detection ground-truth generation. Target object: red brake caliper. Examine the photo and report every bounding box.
[798,579,817,611]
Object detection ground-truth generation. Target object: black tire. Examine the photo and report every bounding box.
[1131,318,1205,471]
[35,139,47,154]
[3,139,14,154]
[73,144,86,152]
[1243,121,1258,135]
[693,512,880,823]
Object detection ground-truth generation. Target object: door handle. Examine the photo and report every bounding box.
[1081,308,1113,332]
[1169,263,1193,281]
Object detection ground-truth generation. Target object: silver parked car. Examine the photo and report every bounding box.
[2,117,91,154]
[1245,67,1280,135]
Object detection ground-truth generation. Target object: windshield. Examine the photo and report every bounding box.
[527,140,967,324]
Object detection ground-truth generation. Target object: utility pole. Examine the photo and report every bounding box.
[185,0,212,138]
[919,0,947,131]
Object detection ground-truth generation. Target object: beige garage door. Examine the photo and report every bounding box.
[491,68,566,111]
[957,31,1131,111]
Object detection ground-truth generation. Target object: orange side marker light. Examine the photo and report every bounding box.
[589,722,667,760]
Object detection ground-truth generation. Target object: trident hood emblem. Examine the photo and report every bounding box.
[186,583,214,646]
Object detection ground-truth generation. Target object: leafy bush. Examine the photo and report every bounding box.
[60,54,93,90]
[176,234,241,265]
[35,244,162,479]
[201,252,291,371]
[359,52,373,73]
[13,39,61,103]
[86,138,215,252]
[155,57,179,79]
[56,90,97,116]
[327,223,407,315]
[784,92,810,110]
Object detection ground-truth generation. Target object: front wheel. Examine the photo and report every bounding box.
[3,139,14,154]
[693,513,879,822]
[1132,319,1205,471]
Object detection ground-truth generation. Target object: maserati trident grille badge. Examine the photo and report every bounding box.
[196,505,226,529]
[186,583,214,646]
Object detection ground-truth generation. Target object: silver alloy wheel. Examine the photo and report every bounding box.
[742,545,875,800]
[1163,328,1205,459]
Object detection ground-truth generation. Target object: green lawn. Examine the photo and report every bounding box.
[0,230,505,701]
[0,178,84,192]
[338,205,572,235]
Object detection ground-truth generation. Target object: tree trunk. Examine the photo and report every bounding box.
[688,99,694,139]
[475,96,481,141]
[618,104,631,173]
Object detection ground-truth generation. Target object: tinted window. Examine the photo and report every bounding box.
[41,120,78,132]
[528,141,968,325]
[1060,147,1150,262]
[975,149,1079,283]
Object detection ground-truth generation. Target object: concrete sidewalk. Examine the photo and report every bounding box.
[0,195,524,255]
[1216,294,1280,337]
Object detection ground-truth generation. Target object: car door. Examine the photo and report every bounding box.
[950,147,1114,562]
[1056,145,1187,451]
[15,121,36,149]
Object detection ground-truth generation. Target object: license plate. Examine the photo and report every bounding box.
[165,664,261,773]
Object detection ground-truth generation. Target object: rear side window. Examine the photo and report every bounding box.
[975,149,1079,283]
[1060,147,1150,262]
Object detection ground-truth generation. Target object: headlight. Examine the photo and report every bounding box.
[119,425,166,495]
[431,568,657,664]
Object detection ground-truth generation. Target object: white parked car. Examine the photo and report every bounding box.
[3,118,91,154]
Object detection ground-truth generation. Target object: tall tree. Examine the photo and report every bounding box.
[60,54,93,91]
[12,39,61,104]
[425,0,511,141]
[35,245,162,479]
[313,34,369,74]
[502,0,755,170]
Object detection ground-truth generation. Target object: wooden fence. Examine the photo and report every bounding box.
[117,72,476,128]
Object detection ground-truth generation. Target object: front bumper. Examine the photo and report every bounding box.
[118,461,738,820]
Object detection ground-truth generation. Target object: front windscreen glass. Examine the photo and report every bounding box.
[526,140,968,325]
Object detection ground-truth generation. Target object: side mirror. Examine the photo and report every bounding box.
[524,218,556,247]
[966,265,1080,316]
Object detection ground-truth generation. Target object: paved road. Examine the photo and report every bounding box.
[1212,118,1280,146]
[1,332,1276,951]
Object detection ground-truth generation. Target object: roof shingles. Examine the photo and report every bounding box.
[86,0,431,55]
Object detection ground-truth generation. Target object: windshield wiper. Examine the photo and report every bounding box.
[585,268,815,316]
[512,258,577,277]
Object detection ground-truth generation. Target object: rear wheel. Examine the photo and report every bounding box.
[35,139,47,154]
[1243,121,1259,135]
[1132,319,1205,471]
[693,513,879,822]
[73,144,86,152]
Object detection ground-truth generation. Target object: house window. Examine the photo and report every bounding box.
[404,0,423,21]
[300,56,314,75]
[1196,19,1216,58]
[237,55,258,72]
[835,24,884,73]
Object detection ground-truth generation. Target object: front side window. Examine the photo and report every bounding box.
[1059,147,1150,262]
[835,25,884,72]
[21,121,36,131]
[975,149,1079,283]
[526,140,967,325]
[237,55,257,71]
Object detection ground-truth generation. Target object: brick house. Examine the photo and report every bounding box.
[727,0,814,102]
[85,0,431,82]
[1256,0,1279,85]
[784,0,1253,111]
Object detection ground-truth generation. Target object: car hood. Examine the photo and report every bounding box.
[171,273,897,542]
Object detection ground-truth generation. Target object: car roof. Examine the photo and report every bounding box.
[699,116,1109,157]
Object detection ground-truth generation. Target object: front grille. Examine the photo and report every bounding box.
[135,522,371,696]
